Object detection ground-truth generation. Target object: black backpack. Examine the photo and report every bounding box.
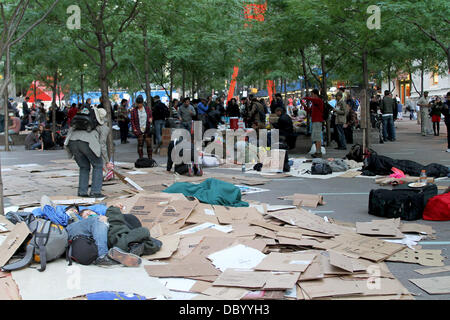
[71,106,98,132]
[135,158,158,168]
[67,235,98,266]
[311,161,332,175]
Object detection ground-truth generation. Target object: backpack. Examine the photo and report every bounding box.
[66,235,98,266]
[311,159,332,175]
[135,158,158,168]
[2,214,68,272]
[71,106,98,132]
[423,192,450,221]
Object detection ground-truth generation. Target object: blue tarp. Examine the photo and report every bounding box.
[69,90,175,105]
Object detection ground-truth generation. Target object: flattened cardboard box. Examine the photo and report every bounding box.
[414,266,450,275]
[145,261,220,278]
[328,250,367,273]
[255,252,316,272]
[299,277,363,299]
[0,222,30,267]
[387,248,445,267]
[212,269,299,290]
[143,234,180,260]
[409,276,450,295]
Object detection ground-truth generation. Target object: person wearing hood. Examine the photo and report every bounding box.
[64,106,113,198]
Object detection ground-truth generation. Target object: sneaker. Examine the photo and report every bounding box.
[195,164,203,176]
[108,247,142,267]
[78,193,89,198]
[94,255,120,267]
[312,153,322,158]
[128,243,145,256]
[187,164,194,177]
[40,195,55,210]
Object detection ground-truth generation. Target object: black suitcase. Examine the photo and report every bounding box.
[368,184,438,221]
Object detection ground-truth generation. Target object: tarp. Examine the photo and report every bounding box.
[26,81,64,103]
[163,178,249,207]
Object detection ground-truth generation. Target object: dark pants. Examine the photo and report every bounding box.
[382,115,396,141]
[68,140,104,196]
[335,124,347,148]
[137,133,152,159]
[446,120,450,149]
[344,126,353,144]
[118,121,129,143]
[433,121,440,136]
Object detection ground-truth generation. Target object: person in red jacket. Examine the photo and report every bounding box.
[301,89,324,158]
[67,103,79,127]
[130,96,153,159]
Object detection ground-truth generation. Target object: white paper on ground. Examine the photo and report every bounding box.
[177,222,233,235]
[158,278,197,292]
[383,234,423,249]
[156,291,200,300]
[127,171,148,175]
[204,209,216,216]
[11,259,172,300]
[208,244,266,272]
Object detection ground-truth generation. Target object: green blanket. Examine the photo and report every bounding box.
[163,178,249,207]
[105,206,162,255]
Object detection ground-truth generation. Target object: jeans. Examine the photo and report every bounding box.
[446,120,450,149]
[182,121,192,133]
[154,119,165,146]
[335,124,347,148]
[66,216,109,257]
[68,140,104,196]
[382,115,396,141]
[31,142,42,150]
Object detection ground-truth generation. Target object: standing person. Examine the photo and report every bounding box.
[22,97,31,127]
[178,97,196,132]
[344,103,358,145]
[130,96,153,160]
[406,98,416,120]
[65,107,112,198]
[369,95,380,128]
[379,90,396,142]
[226,98,241,118]
[334,91,348,150]
[248,95,266,130]
[430,96,443,136]
[301,89,324,158]
[443,92,450,152]
[272,107,295,149]
[152,95,170,149]
[196,98,209,129]
[117,99,130,144]
[241,97,251,127]
[417,91,432,136]
[67,103,79,127]
[37,103,47,125]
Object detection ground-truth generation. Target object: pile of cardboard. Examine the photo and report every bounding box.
[1,159,448,300]
[102,190,446,300]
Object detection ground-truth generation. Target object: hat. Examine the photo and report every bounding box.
[93,107,107,125]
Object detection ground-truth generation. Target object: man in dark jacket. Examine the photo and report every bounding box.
[380,90,396,142]
[273,107,296,149]
[152,95,170,149]
[130,96,153,159]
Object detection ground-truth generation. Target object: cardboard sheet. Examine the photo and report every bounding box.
[414,266,450,275]
[356,219,403,237]
[387,248,445,267]
[145,262,220,278]
[0,222,31,267]
[279,194,324,208]
[255,252,316,272]
[299,277,363,299]
[0,275,21,300]
[409,276,450,295]
[213,269,266,289]
[12,259,171,300]
[328,250,367,273]
[143,234,180,260]
[202,286,249,300]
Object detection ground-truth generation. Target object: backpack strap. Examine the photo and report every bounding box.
[34,221,52,272]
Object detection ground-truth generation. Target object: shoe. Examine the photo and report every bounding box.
[94,255,120,267]
[108,247,142,267]
[187,164,194,177]
[40,195,55,210]
[89,193,107,199]
[128,243,145,256]
[312,153,322,158]
[195,164,203,176]
[78,193,89,197]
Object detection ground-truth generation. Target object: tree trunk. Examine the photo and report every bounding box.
[362,50,370,150]
[420,59,424,96]
[182,67,186,99]
[143,26,151,106]
[169,61,174,108]
[387,66,391,92]
[81,73,85,106]
[99,41,113,161]
[51,71,58,136]
[300,49,310,96]
[4,46,11,152]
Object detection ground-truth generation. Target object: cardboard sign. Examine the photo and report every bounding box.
[0,222,30,267]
